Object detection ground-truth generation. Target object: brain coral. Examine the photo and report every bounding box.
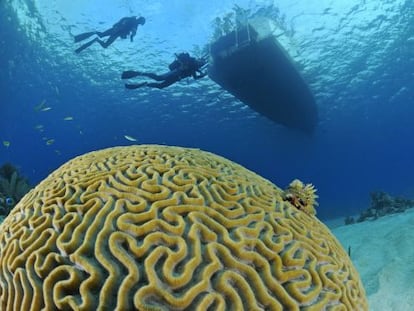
[0,145,367,310]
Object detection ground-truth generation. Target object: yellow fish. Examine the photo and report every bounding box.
[2,141,10,147]
[46,139,55,145]
[63,116,74,121]
[124,135,137,142]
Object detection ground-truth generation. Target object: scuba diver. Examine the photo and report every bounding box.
[121,52,208,89]
[74,16,146,54]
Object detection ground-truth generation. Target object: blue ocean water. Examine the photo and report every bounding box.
[1,0,413,221]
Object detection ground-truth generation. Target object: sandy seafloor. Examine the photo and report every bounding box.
[327,209,414,310]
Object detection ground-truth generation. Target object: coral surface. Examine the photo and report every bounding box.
[0,145,367,310]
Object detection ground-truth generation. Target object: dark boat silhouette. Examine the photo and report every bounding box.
[208,23,318,133]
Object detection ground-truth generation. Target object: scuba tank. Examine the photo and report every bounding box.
[169,53,191,71]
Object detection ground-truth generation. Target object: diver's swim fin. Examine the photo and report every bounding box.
[121,71,142,79]
[74,31,97,43]
[75,38,97,54]
[125,82,147,89]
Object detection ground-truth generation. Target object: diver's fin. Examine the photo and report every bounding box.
[125,82,147,89]
[75,38,97,54]
[121,71,141,79]
[74,32,97,43]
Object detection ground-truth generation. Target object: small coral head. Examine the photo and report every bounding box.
[283,179,318,216]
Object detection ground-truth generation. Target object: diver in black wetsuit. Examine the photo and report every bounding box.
[121,52,208,89]
[74,16,146,53]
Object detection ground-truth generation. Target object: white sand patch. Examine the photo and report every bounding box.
[330,208,414,311]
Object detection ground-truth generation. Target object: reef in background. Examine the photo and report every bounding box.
[0,163,32,217]
[345,191,414,225]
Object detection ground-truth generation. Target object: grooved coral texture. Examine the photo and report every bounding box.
[0,145,368,310]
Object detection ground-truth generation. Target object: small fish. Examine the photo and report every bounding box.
[34,124,44,130]
[34,99,46,111]
[41,107,52,112]
[55,86,60,95]
[63,116,74,121]
[124,135,137,142]
[46,139,55,145]
[2,141,10,147]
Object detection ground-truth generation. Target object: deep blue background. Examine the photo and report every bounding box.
[1,1,413,220]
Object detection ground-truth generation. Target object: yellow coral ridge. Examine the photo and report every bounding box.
[0,145,368,310]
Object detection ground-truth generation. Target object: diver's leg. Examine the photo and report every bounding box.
[125,82,148,89]
[74,31,98,43]
[124,81,168,89]
[96,28,113,37]
[126,78,176,90]
[125,74,179,89]
[140,70,177,81]
[146,82,169,89]
[138,73,165,81]
[121,71,167,80]
[75,38,98,53]
[147,76,178,89]
[96,35,118,48]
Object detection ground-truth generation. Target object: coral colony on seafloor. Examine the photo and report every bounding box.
[0,145,368,310]
[0,163,32,217]
[345,191,414,225]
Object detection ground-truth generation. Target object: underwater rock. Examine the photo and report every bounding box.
[344,215,356,225]
[0,145,368,310]
[0,162,31,216]
[346,191,414,224]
